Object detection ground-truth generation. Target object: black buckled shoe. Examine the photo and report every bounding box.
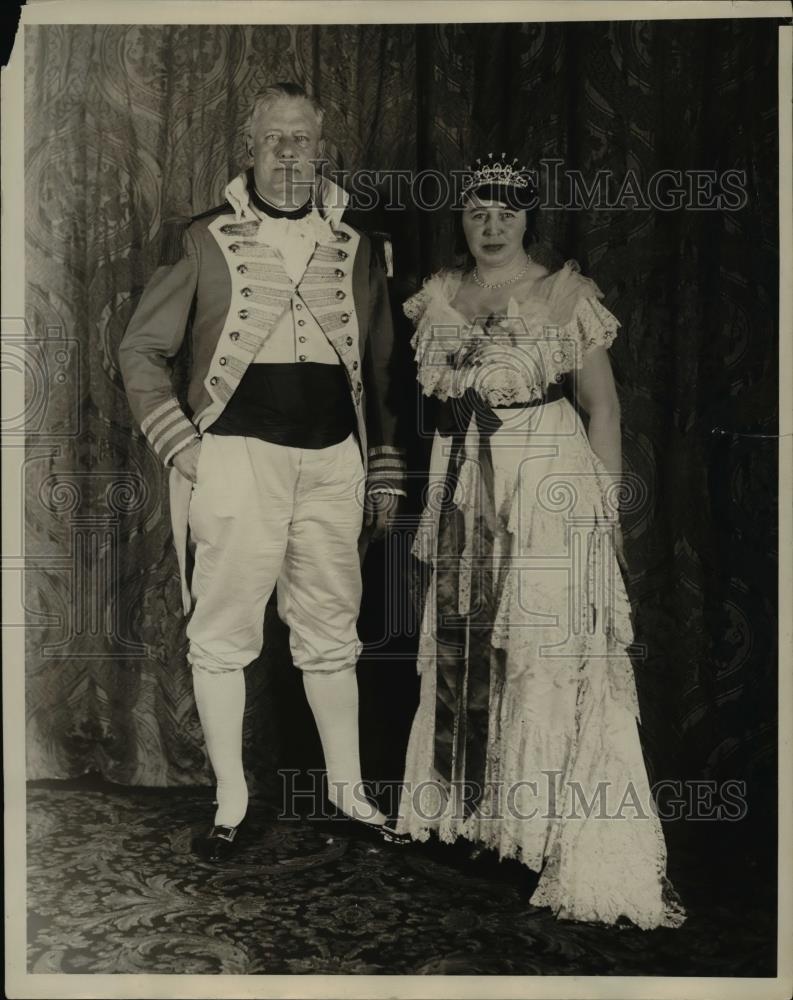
[191,819,246,862]
[378,822,412,847]
[312,806,412,848]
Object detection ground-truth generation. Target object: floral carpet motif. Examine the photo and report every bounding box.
[27,781,776,976]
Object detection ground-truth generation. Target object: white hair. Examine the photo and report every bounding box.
[247,83,325,138]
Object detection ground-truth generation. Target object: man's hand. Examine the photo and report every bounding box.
[172,439,201,483]
[363,490,402,541]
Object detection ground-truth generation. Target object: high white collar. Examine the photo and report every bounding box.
[223,171,349,231]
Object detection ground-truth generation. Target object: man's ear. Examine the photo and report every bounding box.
[245,133,254,158]
[313,137,328,175]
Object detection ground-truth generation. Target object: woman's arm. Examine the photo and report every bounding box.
[573,345,623,505]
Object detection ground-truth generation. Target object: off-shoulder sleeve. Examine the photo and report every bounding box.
[549,261,621,360]
[403,284,430,325]
[403,271,468,400]
[572,295,620,354]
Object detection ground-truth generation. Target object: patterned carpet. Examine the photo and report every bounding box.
[27,779,776,976]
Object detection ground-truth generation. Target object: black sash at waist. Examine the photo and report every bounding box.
[207,362,355,449]
[436,378,567,439]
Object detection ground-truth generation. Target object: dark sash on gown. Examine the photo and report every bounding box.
[431,381,566,814]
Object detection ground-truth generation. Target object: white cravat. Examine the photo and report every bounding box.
[253,208,331,285]
[223,172,347,286]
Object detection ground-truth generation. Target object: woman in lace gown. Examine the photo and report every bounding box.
[396,159,685,929]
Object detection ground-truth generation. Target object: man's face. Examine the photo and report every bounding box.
[248,97,323,205]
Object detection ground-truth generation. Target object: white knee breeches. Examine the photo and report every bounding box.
[185,432,364,675]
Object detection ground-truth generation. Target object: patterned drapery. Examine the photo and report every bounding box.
[23,21,779,811]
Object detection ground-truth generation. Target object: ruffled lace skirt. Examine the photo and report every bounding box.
[396,398,686,930]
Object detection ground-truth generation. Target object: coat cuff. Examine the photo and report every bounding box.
[367,446,407,494]
[369,486,407,497]
[140,398,199,467]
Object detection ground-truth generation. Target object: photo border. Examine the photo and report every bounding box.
[3,3,791,998]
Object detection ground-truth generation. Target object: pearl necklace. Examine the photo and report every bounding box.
[473,256,533,289]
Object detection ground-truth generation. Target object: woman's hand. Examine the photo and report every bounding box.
[364,490,402,540]
[614,522,627,573]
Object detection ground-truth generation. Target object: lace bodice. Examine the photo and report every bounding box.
[403,262,620,406]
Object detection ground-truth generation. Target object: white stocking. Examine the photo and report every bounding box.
[192,668,249,827]
[302,667,386,825]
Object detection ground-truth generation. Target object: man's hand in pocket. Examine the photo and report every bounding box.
[172,439,201,483]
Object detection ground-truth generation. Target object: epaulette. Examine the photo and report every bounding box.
[157,203,234,265]
[368,230,394,277]
[341,212,394,277]
[342,200,396,277]
[190,202,235,223]
[158,217,192,266]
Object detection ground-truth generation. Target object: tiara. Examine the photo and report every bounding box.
[461,152,531,195]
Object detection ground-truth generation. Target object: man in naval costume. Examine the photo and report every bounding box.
[119,83,406,859]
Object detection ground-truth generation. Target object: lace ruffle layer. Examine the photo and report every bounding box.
[403,265,620,406]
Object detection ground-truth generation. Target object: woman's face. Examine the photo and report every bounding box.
[462,195,527,269]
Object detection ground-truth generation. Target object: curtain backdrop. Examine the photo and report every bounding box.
[23,21,779,817]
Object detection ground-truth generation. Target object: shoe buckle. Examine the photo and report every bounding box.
[211,825,238,843]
